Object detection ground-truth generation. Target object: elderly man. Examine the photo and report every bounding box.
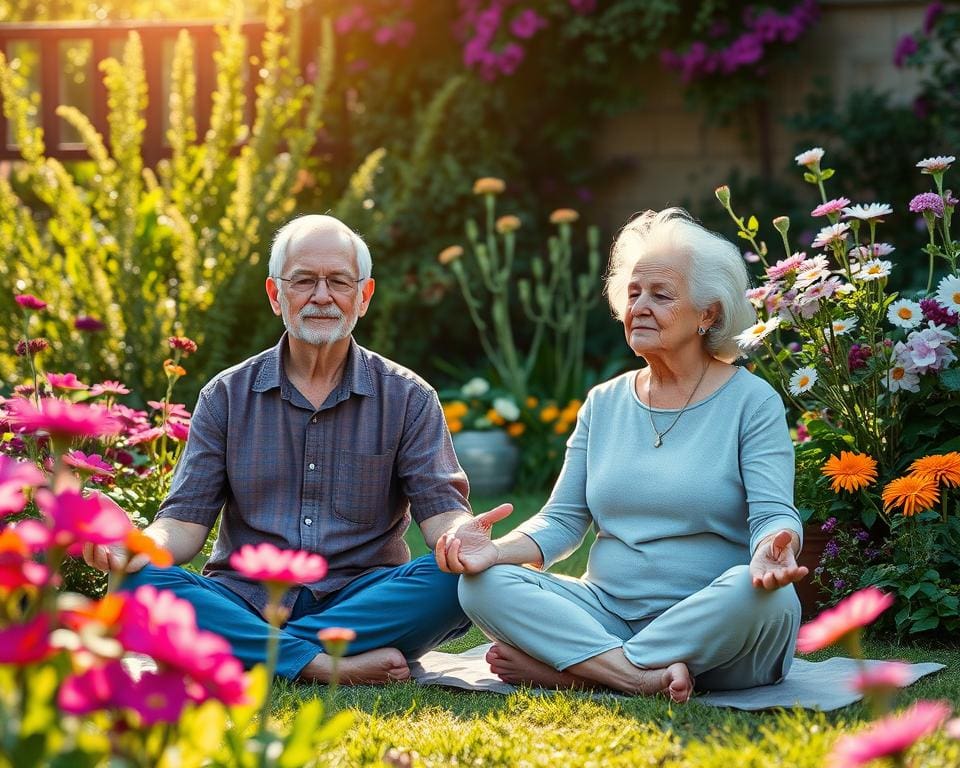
[84,214,504,684]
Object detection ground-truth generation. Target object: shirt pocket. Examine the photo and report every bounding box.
[334,450,395,525]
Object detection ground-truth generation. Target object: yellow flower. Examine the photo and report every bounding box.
[163,359,187,377]
[821,451,878,494]
[495,215,522,234]
[444,401,468,419]
[909,452,960,487]
[486,409,505,426]
[883,475,940,516]
[540,405,559,422]
[473,177,506,195]
[549,208,579,225]
[525,396,539,408]
[438,245,464,265]
[507,422,525,437]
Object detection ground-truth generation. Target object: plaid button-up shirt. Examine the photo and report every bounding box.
[156,334,470,615]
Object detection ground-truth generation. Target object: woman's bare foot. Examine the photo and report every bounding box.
[486,643,588,689]
[299,647,410,684]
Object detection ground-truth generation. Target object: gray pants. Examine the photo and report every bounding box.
[458,563,800,691]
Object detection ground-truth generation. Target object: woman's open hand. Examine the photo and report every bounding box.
[435,503,513,575]
[749,529,808,591]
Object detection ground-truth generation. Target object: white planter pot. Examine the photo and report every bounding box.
[452,429,519,497]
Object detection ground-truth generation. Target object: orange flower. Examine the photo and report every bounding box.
[438,245,463,266]
[125,529,174,567]
[549,208,579,225]
[908,452,960,488]
[882,475,940,516]
[472,177,505,195]
[495,215,521,234]
[553,421,569,435]
[486,409,505,426]
[163,359,187,377]
[318,626,357,658]
[821,451,878,494]
[540,405,559,423]
[524,396,538,409]
[448,419,463,434]
[507,422,525,437]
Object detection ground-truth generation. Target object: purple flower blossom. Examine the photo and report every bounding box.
[821,516,838,533]
[909,192,945,216]
[920,298,959,327]
[510,9,547,39]
[74,315,105,332]
[832,578,846,590]
[894,35,919,68]
[924,2,944,34]
[848,344,873,372]
[855,529,871,542]
[823,539,840,559]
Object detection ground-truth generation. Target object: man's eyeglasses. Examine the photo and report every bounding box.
[274,274,364,295]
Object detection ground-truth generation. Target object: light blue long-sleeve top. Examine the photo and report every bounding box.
[514,366,802,621]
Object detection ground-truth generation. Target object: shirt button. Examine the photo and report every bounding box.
[308,463,316,470]
[311,417,318,424]
[304,518,313,526]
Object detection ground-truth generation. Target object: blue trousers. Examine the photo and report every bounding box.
[121,555,470,679]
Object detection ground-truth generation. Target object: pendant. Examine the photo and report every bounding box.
[653,434,662,448]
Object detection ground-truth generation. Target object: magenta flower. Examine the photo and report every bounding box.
[0,614,55,663]
[168,336,198,356]
[827,700,951,767]
[851,661,912,693]
[924,2,945,34]
[0,525,49,591]
[0,454,45,517]
[14,294,47,310]
[893,34,919,68]
[920,298,959,327]
[90,380,131,397]
[5,397,122,441]
[165,420,190,442]
[797,587,894,653]
[64,450,115,478]
[231,543,328,589]
[126,426,165,446]
[61,661,193,725]
[909,192,945,216]
[74,315,106,332]
[35,488,132,555]
[46,372,89,391]
[811,197,851,217]
[510,9,547,39]
[147,400,191,420]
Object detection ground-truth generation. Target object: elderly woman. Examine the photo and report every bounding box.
[436,208,806,701]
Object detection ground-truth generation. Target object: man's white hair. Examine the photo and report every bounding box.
[268,214,372,279]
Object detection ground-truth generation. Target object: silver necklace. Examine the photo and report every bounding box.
[645,362,710,448]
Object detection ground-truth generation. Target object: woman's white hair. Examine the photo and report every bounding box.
[268,214,372,279]
[605,207,755,362]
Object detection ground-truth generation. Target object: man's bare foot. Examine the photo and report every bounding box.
[299,648,410,684]
[486,643,588,689]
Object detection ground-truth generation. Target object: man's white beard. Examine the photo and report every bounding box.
[282,297,359,345]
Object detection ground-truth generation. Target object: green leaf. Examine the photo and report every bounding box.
[747,215,759,233]
[279,699,324,768]
[820,168,835,180]
[860,506,877,528]
[803,172,818,183]
[940,368,960,391]
[904,583,924,599]
[910,615,941,633]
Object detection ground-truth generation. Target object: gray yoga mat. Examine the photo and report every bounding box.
[408,643,945,711]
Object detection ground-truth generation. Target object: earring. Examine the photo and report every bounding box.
[697,326,706,336]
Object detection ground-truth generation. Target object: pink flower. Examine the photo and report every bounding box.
[74,315,105,332]
[796,587,894,653]
[15,294,47,310]
[167,336,198,356]
[46,372,89,391]
[510,9,547,39]
[909,192,945,216]
[811,197,851,217]
[811,222,851,249]
[0,454,45,517]
[64,450,115,478]
[165,420,190,442]
[35,488,133,555]
[147,400,191,420]
[0,614,55,663]
[0,526,49,591]
[5,398,122,441]
[893,34,918,68]
[90,380,131,397]
[851,661,912,693]
[126,426,165,446]
[827,700,951,767]
[231,543,328,590]
[765,253,807,280]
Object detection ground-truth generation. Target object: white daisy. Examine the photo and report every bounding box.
[886,299,923,329]
[795,147,825,167]
[852,259,893,281]
[917,156,956,173]
[461,377,490,397]
[735,317,781,350]
[842,203,893,221]
[935,273,960,313]
[884,363,921,393]
[826,316,859,336]
[811,222,851,249]
[789,367,818,396]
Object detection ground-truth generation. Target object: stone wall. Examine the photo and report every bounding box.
[591,1,929,231]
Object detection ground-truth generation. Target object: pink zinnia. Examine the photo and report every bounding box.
[15,294,47,311]
[827,700,951,767]
[168,336,198,356]
[0,614,55,664]
[5,398,122,441]
[796,587,894,653]
[90,380,131,397]
[147,400,191,419]
[47,372,89,391]
[35,488,133,555]
[811,197,851,217]
[165,420,189,442]
[851,661,912,693]
[0,454,45,517]
[126,426,165,446]
[64,450,115,478]
[231,542,328,589]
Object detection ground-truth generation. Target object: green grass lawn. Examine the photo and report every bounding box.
[272,494,960,767]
